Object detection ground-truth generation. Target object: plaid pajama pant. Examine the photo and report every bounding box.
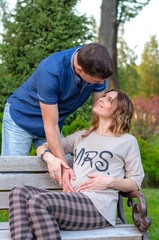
[9,185,110,240]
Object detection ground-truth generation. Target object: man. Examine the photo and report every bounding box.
[2,43,113,190]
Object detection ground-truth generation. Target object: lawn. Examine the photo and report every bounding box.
[0,188,158,239]
[123,188,159,240]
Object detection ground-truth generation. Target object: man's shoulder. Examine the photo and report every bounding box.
[39,46,82,70]
[52,46,82,58]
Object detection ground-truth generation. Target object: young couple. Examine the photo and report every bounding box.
[9,89,144,240]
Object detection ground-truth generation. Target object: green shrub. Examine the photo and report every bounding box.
[62,116,90,136]
[137,136,159,187]
[132,96,159,140]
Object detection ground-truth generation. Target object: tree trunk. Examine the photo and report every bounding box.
[99,0,119,89]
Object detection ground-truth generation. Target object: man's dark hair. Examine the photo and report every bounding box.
[77,43,113,79]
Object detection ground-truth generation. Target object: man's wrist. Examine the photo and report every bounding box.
[40,149,51,161]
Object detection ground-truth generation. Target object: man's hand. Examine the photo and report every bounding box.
[47,156,70,185]
[62,167,76,192]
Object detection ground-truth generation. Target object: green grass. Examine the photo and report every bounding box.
[0,188,158,239]
[123,188,159,240]
[0,210,8,221]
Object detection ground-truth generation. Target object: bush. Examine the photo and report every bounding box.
[63,96,92,136]
[62,116,90,136]
[137,136,159,187]
[132,96,159,140]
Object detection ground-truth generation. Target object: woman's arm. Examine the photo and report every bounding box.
[107,177,138,192]
[76,174,138,193]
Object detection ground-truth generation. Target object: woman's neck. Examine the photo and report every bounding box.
[96,124,115,136]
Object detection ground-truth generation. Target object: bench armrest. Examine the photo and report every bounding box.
[121,191,151,240]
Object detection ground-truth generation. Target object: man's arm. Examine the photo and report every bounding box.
[40,102,65,160]
[40,102,75,190]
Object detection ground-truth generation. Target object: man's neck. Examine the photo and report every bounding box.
[73,53,78,75]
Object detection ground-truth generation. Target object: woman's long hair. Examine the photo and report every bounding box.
[83,89,134,137]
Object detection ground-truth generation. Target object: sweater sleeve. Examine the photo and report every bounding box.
[124,136,145,189]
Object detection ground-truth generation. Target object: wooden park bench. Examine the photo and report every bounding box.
[0,156,151,240]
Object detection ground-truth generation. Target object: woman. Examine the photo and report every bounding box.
[9,89,144,240]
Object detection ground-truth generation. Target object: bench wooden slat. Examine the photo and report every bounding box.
[0,173,60,191]
[0,156,48,172]
[0,192,9,209]
[0,156,73,172]
[0,223,141,240]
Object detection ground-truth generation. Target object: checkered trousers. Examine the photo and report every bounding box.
[9,185,109,240]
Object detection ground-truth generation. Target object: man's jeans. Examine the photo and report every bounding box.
[1,102,46,156]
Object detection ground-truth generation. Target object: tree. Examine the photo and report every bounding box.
[0,0,95,111]
[99,0,150,89]
[138,35,159,97]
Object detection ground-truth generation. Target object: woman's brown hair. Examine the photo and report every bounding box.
[83,89,134,137]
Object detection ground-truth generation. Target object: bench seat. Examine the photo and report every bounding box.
[0,222,142,240]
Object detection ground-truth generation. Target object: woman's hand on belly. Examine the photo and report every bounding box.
[76,174,114,192]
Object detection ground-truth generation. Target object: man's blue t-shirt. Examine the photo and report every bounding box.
[8,46,106,137]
